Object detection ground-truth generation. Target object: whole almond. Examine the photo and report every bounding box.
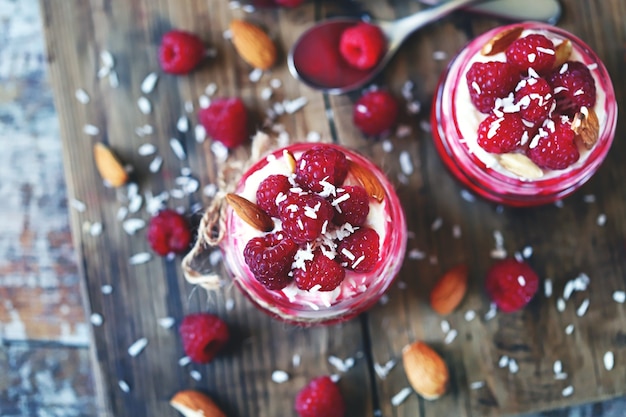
[430,264,468,315]
[283,149,297,173]
[552,39,573,69]
[498,153,544,180]
[571,106,599,149]
[229,19,277,70]
[170,390,226,417]
[93,142,128,187]
[402,341,449,400]
[348,160,385,203]
[226,193,274,232]
[481,26,524,56]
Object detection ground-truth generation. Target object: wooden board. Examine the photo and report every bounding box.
[40,0,626,416]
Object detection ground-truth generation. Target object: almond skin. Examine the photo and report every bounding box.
[571,106,599,149]
[229,19,277,70]
[226,193,274,232]
[552,39,573,69]
[429,264,468,315]
[93,142,128,187]
[170,390,226,417]
[402,341,449,400]
[481,26,524,56]
[348,160,385,203]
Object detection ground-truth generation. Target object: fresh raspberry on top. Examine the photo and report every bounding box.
[353,90,399,136]
[256,174,292,218]
[485,258,539,312]
[295,146,349,192]
[295,376,346,417]
[147,209,191,256]
[243,232,298,290]
[476,112,528,154]
[279,193,334,244]
[526,117,580,170]
[158,30,206,75]
[514,76,555,126]
[466,61,520,113]
[505,34,556,74]
[339,23,386,71]
[179,313,229,364]
[547,61,596,115]
[337,227,380,272]
[332,185,370,227]
[293,251,345,291]
[274,0,305,7]
[198,98,249,149]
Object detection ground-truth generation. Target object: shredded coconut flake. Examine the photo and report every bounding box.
[118,380,130,393]
[464,310,476,321]
[127,338,148,357]
[391,387,412,406]
[271,370,289,383]
[562,385,574,397]
[137,96,152,114]
[444,329,458,345]
[565,324,574,335]
[75,88,90,104]
[470,381,485,390]
[169,138,187,160]
[129,252,152,265]
[576,298,590,317]
[178,356,191,367]
[190,370,202,381]
[603,351,614,371]
[90,313,103,326]
[612,291,626,304]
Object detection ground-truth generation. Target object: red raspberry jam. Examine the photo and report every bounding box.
[431,22,617,206]
[220,143,407,325]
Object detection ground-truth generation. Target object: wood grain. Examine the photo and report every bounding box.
[39,0,626,416]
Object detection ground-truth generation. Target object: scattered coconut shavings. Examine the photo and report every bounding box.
[211,141,229,162]
[556,298,566,312]
[407,101,421,114]
[508,359,519,374]
[127,338,148,357]
[128,194,143,213]
[374,359,397,379]
[490,230,507,259]
[444,329,458,345]
[452,224,462,238]
[553,360,563,374]
[184,100,194,113]
[399,151,414,175]
[271,370,289,383]
[440,320,451,334]
[70,199,87,212]
[329,374,340,383]
[75,88,90,104]
[597,214,607,226]
[100,50,114,68]
[140,72,159,94]
[89,222,103,236]
[176,115,189,133]
[470,381,485,390]
[122,218,146,235]
[190,370,202,381]
[498,355,509,368]
[129,252,152,265]
[97,65,111,79]
[135,124,154,137]
[565,324,574,335]
[90,313,103,326]
[562,385,574,397]
[149,156,163,173]
[603,351,614,371]
[138,143,157,156]
[381,140,393,153]
[199,95,211,108]
[158,317,175,329]
[83,124,100,136]
[544,278,553,298]
[101,284,113,295]
[137,96,152,114]
[391,387,412,406]
[431,217,443,231]
[109,71,119,88]
[169,138,187,160]
[284,97,309,114]
[460,189,476,202]
[116,206,128,221]
[554,199,564,208]
[178,356,191,367]
[249,68,263,83]
[433,50,447,60]
[583,194,596,203]
[328,355,355,373]
[612,291,626,304]
[464,310,476,322]
[118,380,130,393]
[522,246,533,258]
[576,298,590,317]
[563,273,590,300]
[396,124,412,138]
[306,131,321,142]
[485,303,497,320]
[292,354,301,367]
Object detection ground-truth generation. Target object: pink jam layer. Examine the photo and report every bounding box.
[220,143,407,325]
[431,22,618,206]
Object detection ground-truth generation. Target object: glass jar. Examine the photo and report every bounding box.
[431,22,617,206]
[220,143,407,325]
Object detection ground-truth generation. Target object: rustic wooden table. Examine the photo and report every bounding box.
[2,0,626,416]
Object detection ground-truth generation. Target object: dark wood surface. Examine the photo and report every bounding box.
[37,0,625,416]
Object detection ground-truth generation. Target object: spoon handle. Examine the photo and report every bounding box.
[378,0,482,49]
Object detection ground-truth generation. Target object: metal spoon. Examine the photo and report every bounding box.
[287,0,560,94]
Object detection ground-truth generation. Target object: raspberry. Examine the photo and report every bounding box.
[485,258,539,312]
[158,30,206,75]
[548,61,596,115]
[179,313,229,364]
[295,376,346,417]
[527,117,580,170]
[198,98,249,149]
[293,251,345,291]
[256,174,292,217]
[337,227,379,272]
[332,185,370,227]
[146,209,191,256]
[274,0,305,7]
[514,76,555,126]
[295,146,349,192]
[339,23,386,71]
[505,34,556,74]
[466,61,520,113]
[476,112,527,154]
[280,193,334,244]
[353,90,399,136]
[243,232,298,290]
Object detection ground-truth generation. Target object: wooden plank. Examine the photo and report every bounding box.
[325,0,626,416]
[40,0,372,416]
